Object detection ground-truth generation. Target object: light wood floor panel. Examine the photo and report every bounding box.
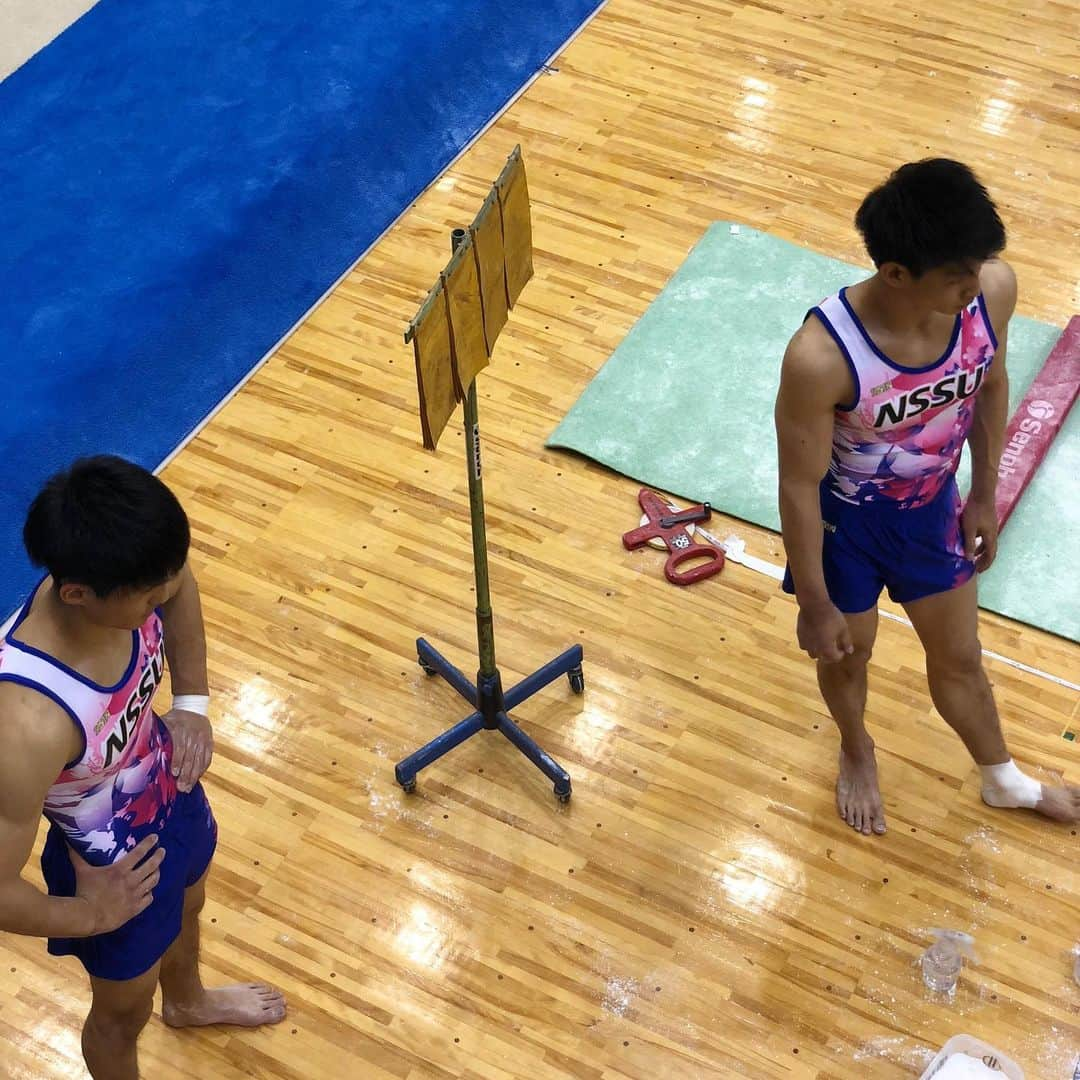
[3,0,1079,1077]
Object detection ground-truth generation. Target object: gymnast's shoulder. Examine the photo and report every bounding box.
[979,257,1017,327]
[778,312,852,406]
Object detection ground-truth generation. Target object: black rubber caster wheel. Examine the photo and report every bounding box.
[555,785,572,803]
[567,666,585,694]
[418,658,437,676]
[401,779,417,794]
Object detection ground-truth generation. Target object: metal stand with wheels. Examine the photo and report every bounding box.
[395,209,583,802]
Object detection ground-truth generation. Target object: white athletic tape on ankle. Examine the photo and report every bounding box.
[172,694,210,717]
[979,759,1041,810]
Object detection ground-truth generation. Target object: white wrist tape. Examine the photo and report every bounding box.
[172,694,210,717]
[980,759,1041,810]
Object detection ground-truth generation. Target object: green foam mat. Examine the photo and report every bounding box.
[548,223,1078,642]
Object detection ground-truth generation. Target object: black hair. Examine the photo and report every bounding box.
[23,455,190,597]
[855,159,1006,277]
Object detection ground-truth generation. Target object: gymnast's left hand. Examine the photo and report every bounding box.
[162,709,214,793]
[961,495,998,572]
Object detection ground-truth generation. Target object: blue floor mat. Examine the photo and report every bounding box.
[0,0,601,611]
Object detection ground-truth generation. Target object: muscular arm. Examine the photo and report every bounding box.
[161,562,209,697]
[775,322,857,662]
[775,324,849,607]
[961,260,1017,569]
[160,561,215,791]
[0,685,96,938]
[968,259,1017,502]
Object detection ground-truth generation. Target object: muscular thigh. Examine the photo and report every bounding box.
[89,960,160,1021]
[183,864,209,914]
[902,576,981,667]
[844,606,880,655]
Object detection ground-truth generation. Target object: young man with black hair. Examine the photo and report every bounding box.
[775,158,1079,836]
[0,456,285,1080]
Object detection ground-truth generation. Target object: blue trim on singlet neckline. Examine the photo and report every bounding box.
[839,287,962,375]
[4,577,141,694]
[0,673,87,769]
[806,307,860,411]
[976,293,999,350]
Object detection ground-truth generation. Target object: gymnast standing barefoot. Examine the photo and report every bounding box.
[774,159,1080,835]
[0,456,286,1080]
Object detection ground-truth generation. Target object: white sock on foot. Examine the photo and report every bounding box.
[980,758,1041,809]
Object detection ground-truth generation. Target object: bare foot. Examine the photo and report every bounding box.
[163,984,287,1029]
[1033,784,1080,823]
[836,747,886,835]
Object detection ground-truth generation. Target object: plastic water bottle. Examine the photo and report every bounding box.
[921,930,975,994]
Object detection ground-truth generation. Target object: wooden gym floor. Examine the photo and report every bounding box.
[2,0,1078,1076]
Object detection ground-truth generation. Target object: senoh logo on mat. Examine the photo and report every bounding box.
[999,401,1055,477]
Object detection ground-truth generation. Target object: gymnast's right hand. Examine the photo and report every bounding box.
[796,600,854,663]
[71,834,166,934]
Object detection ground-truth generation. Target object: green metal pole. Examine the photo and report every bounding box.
[451,228,497,678]
[462,380,496,677]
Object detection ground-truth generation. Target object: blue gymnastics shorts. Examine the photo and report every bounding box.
[783,476,976,614]
[41,782,218,982]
